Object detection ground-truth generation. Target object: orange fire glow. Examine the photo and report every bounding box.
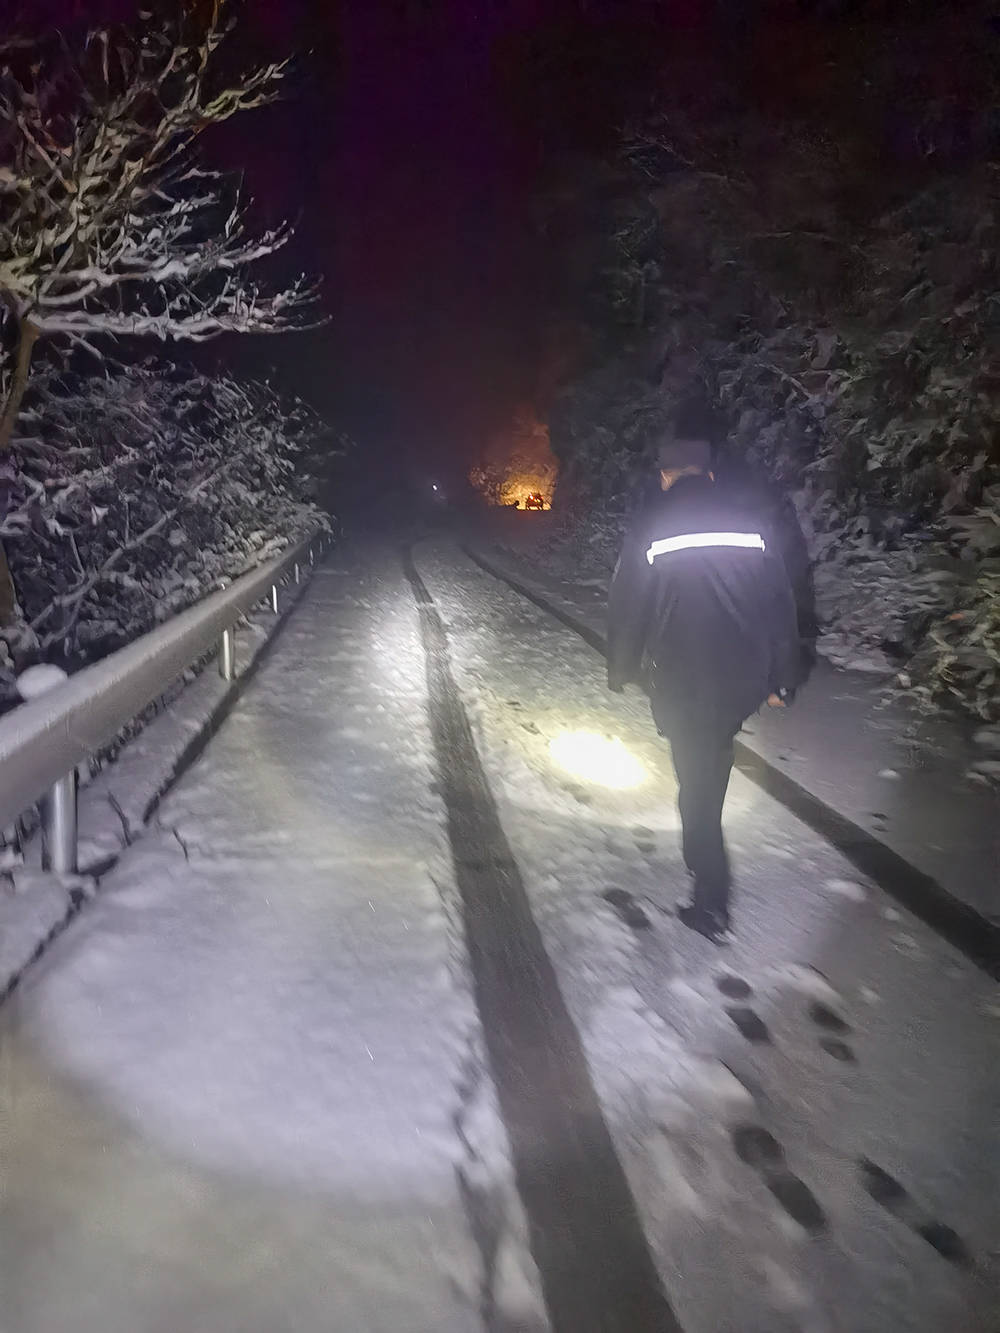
[470,406,558,509]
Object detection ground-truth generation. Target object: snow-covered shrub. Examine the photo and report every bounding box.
[540,90,1000,719]
[0,358,334,704]
[0,2,321,631]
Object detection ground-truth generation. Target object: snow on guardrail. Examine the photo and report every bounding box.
[0,531,324,843]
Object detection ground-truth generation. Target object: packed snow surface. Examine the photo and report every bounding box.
[0,558,529,1333]
[2,541,997,1333]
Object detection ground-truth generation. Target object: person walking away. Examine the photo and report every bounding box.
[607,401,802,943]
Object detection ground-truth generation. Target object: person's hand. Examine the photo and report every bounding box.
[766,692,786,708]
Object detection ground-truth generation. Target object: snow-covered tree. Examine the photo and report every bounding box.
[0,0,319,623]
[0,358,336,699]
[541,90,1000,719]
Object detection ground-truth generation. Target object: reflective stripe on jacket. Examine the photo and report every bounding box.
[607,474,801,728]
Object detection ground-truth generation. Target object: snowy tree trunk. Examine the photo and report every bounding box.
[0,545,17,633]
[0,318,39,454]
[0,319,39,627]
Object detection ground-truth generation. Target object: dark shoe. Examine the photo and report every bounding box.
[677,903,731,945]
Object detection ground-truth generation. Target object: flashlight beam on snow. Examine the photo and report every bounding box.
[548,731,648,790]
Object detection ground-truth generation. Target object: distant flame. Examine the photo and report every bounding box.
[470,406,558,508]
[501,481,549,508]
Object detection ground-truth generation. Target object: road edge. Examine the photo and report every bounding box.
[0,554,328,1007]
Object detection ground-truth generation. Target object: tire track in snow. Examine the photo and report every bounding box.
[402,547,682,1333]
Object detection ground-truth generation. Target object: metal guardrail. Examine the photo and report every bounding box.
[0,530,326,874]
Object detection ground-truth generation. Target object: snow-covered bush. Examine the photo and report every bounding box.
[0,1,321,629]
[0,357,334,704]
[540,88,1000,719]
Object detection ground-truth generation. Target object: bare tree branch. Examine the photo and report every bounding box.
[0,1,324,634]
[0,2,320,375]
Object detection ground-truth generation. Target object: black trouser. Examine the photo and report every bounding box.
[665,719,738,918]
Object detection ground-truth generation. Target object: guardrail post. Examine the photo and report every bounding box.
[219,625,236,681]
[17,665,78,875]
[270,583,280,614]
[41,774,78,875]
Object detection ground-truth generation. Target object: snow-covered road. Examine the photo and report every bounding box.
[0,552,539,1333]
[1,540,997,1333]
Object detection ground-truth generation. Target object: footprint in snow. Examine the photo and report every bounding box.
[724,966,858,1061]
[716,973,753,1000]
[859,1159,971,1267]
[601,888,652,931]
[712,974,771,1042]
[808,1000,852,1035]
[806,998,858,1063]
[731,1125,827,1234]
[726,1006,771,1044]
[819,1037,857,1063]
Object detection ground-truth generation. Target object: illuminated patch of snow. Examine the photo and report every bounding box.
[823,877,867,901]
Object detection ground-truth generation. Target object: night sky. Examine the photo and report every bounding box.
[15,1,992,481]
[21,0,696,479]
[229,0,677,479]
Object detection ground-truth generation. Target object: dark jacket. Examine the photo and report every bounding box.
[607,474,802,732]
